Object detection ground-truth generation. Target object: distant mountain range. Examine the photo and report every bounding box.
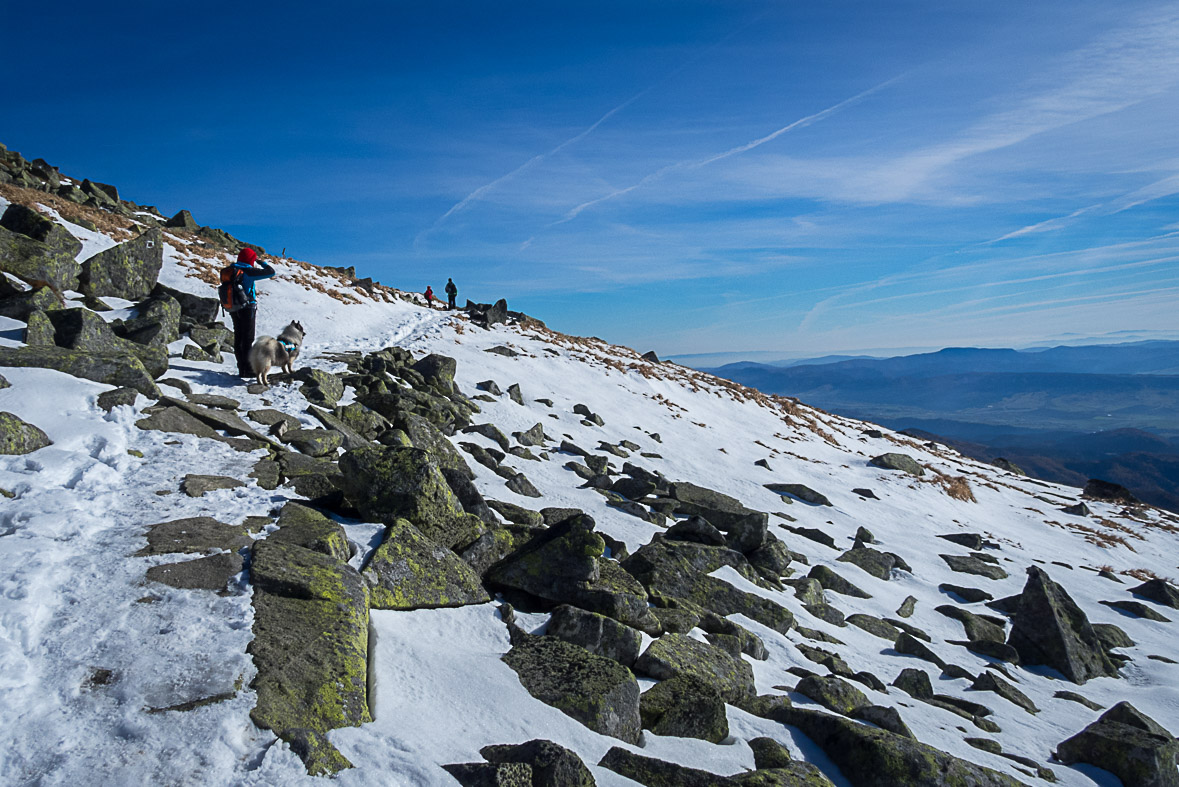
[705,341,1179,512]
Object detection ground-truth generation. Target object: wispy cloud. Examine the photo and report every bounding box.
[550,76,901,226]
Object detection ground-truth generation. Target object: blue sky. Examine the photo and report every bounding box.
[6,1,1179,359]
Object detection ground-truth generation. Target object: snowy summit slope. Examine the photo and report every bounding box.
[1,189,1178,787]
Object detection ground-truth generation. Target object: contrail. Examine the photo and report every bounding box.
[553,75,902,226]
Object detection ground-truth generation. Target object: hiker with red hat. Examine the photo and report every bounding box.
[227,248,276,377]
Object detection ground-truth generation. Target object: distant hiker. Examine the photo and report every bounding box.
[445,277,457,310]
[424,285,442,309]
[223,248,275,377]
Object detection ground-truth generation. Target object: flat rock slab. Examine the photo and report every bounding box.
[145,552,243,590]
[186,393,240,409]
[363,518,489,610]
[941,554,1008,580]
[181,474,244,497]
[136,516,253,556]
[502,635,641,744]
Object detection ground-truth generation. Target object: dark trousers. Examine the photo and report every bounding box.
[447,294,456,310]
[231,306,257,376]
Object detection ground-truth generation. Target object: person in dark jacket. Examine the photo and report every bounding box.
[229,248,276,377]
[444,278,457,310]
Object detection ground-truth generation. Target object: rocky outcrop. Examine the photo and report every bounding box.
[0,346,160,396]
[547,604,642,666]
[1005,566,1118,684]
[1056,702,1178,787]
[477,739,595,787]
[247,533,370,775]
[633,633,755,704]
[869,453,924,476]
[640,673,728,742]
[363,518,489,609]
[0,411,51,454]
[79,228,163,300]
[502,635,641,743]
[779,707,1026,786]
[0,208,81,291]
[338,444,484,550]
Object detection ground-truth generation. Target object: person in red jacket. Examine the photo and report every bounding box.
[229,248,276,377]
[424,285,442,308]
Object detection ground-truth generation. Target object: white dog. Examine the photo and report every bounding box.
[249,321,304,385]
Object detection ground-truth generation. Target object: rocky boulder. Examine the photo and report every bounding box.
[633,633,755,704]
[79,228,163,300]
[1056,702,1178,787]
[479,739,595,787]
[338,445,483,550]
[869,453,925,476]
[1083,478,1140,505]
[1006,566,1118,684]
[363,518,489,609]
[502,635,641,743]
[547,604,642,666]
[46,307,168,377]
[0,411,52,455]
[640,673,728,742]
[779,706,1025,786]
[0,346,160,396]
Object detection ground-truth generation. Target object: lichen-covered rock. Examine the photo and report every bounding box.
[765,483,832,506]
[78,227,163,300]
[114,291,180,347]
[487,500,544,527]
[180,474,243,497]
[622,538,794,634]
[295,368,345,407]
[0,411,51,454]
[137,406,218,438]
[970,671,1038,714]
[869,453,924,476]
[640,672,728,742]
[397,411,473,478]
[1006,566,1118,684]
[808,565,872,598]
[941,554,1009,581]
[363,518,489,609]
[0,220,81,291]
[0,346,160,396]
[45,307,168,377]
[505,471,542,497]
[338,444,483,550]
[837,546,899,580]
[502,635,641,743]
[487,513,601,594]
[780,706,1025,786]
[152,283,220,328]
[547,604,642,666]
[248,538,370,775]
[847,614,901,640]
[442,761,533,786]
[935,605,1006,643]
[633,633,755,704]
[281,427,344,458]
[597,747,729,787]
[1056,702,1178,787]
[136,516,254,556]
[145,552,243,590]
[795,675,871,716]
[479,739,594,787]
[1131,578,1179,609]
[267,503,351,562]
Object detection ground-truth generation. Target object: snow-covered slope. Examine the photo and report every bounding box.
[1,192,1178,786]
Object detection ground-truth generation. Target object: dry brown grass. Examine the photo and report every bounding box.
[1044,518,1139,551]
[0,182,138,240]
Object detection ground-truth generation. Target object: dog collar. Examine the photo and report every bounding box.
[279,339,296,352]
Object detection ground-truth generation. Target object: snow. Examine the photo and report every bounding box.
[1,209,1178,785]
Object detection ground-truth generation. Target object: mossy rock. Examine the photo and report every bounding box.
[780,706,1026,786]
[396,410,473,478]
[598,746,731,787]
[46,307,168,377]
[640,673,728,742]
[334,401,391,441]
[442,762,532,786]
[267,503,351,563]
[78,227,163,300]
[1056,702,1178,787]
[0,346,160,396]
[487,499,544,527]
[479,739,595,787]
[634,633,755,704]
[248,538,369,776]
[1007,566,1118,684]
[338,444,483,550]
[114,291,180,347]
[502,635,641,743]
[795,675,871,716]
[869,453,925,476]
[0,411,51,454]
[281,427,344,458]
[0,222,81,291]
[547,604,642,666]
[808,565,872,599]
[847,614,901,640]
[941,554,1009,581]
[136,516,253,556]
[622,538,794,634]
[294,367,344,407]
[364,518,490,610]
[145,552,243,590]
[837,546,898,580]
